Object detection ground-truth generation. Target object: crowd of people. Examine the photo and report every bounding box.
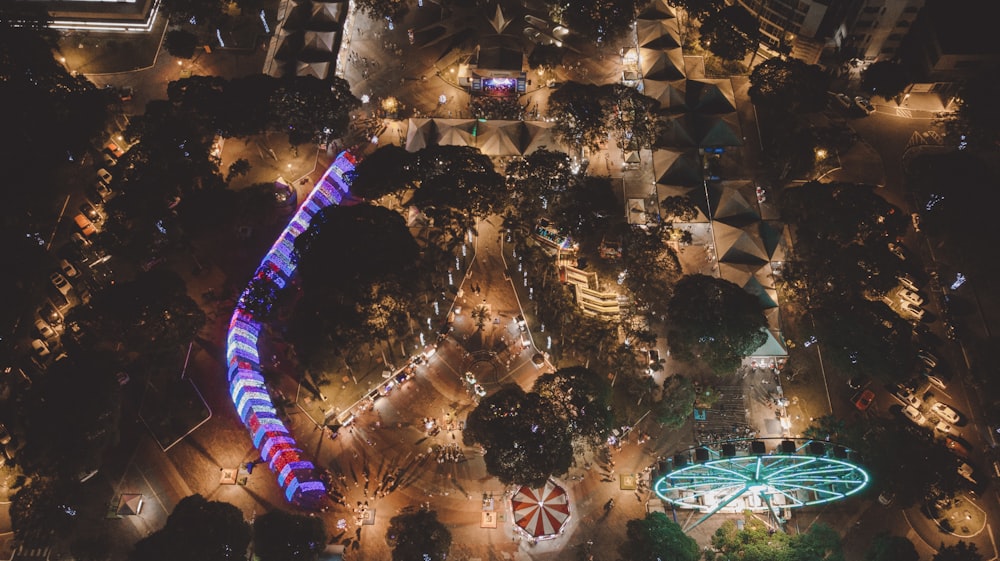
[471,94,525,120]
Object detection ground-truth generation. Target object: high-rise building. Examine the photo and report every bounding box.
[6,0,160,33]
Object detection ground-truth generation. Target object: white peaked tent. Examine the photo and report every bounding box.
[687,113,743,148]
[706,181,759,225]
[686,79,737,114]
[434,119,475,147]
[476,121,523,156]
[405,119,435,152]
[512,481,570,538]
[753,328,788,357]
[522,121,559,154]
[639,47,685,81]
[636,19,680,50]
[713,222,769,266]
[296,61,331,79]
[641,79,687,112]
[310,1,344,23]
[652,149,702,187]
[637,0,676,20]
[659,115,699,148]
[302,30,337,53]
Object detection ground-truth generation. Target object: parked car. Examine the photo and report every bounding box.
[902,405,925,425]
[34,318,58,344]
[854,96,875,115]
[50,272,72,297]
[94,181,113,202]
[106,141,126,158]
[946,436,970,458]
[853,389,875,411]
[71,232,93,249]
[931,402,960,424]
[897,274,920,292]
[39,301,63,325]
[900,301,925,321]
[31,339,51,361]
[59,259,79,278]
[829,91,852,109]
[74,213,97,236]
[97,168,113,185]
[888,242,906,261]
[911,212,921,232]
[917,350,939,369]
[0,423,10,445]
[898,288,924,306]
[80,201,101,222]
[877,489,895,506]
[923,373,947,390]
[935,421,954,434]
[101,152,117,167]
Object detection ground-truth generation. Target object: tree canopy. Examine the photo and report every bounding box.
[548,82,611,153]
[252,510,326,561]
[130,495,251,561]
[708,517,843,561]
[621,512,700,561]
[666,274,768,373]
[933,542,983,561]
[385,509,451,561]
[347,144,415,200]
[749,57,830,114]
[556,0,645,44]
[861,61,911,100]
[532,366,614,442]
[699,5,760,61]
[463,384,574,487]
[865,533,919,561]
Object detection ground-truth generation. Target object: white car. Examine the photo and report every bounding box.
[931,402,960,424]
[34,319,58,344]
[59,259,79,278]
[897,274,919,292]
[917,350,938,369]
[888,242,906,261]
[900,301,924,321]
[935,421,954,434]
[911,212,921,232]
[898,288,924,306]
[97,168,113,185]
[31,339,51,360]
[94,181,113,202]
[854,96,875,115]
[902,405,925,425]
[829,91,852,109]
[924,374,947,390]
[50,272,72,297]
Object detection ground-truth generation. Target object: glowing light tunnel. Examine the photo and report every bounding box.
[225,151,357,507]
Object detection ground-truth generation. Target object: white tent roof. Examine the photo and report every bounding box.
[639,47,685,81]
[652,149,702,186]
[434,118,475,147]
[752,328,788,357]
[303,30,336,52]
[686,79,737,114]
[310,1,344,23]
[713,221,769,266]
[636,19,680,50]
[641,79,687,111]
[405,119,435,152]
[512,482,570,538]
[296,60,331,79]
[522,121,559,154]
[476,121,523,156]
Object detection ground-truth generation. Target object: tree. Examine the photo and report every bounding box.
[749,57,830,114]
[10,478,81,543]
[18,351,122,479]
[227,158,252,182]
[353,0,407,23]
[532,366,614,442]
[130,495,251,561]
[464,385,573,487]
[622,225,682,320]
[699,5,760,61]
[548,82,610,153]
[946,76,1000,151]
[861,61,910,100]
[621,512,700,561]
[253,510,326,561]
[558,0,644,44]
[933,542,983,561]
[162,0,225,25]
[408,145,506,236]
[348,144,415,200]
[865,533,919,561]
[666,274,768,373]
[164,30,199,59]
[660,195,699,222]
[553,175,620,246]
[652,374,695,427]
[385,510,451,561]
[607,84,661,151]
[709,517,843,560]
[527,44,563,71]
[269,76,360,145]
[665,0,725,21]
[75,270,206,359]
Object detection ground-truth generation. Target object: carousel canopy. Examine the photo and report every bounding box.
[511,481,570,538]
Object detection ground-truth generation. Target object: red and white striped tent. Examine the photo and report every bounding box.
[511,481,570,539]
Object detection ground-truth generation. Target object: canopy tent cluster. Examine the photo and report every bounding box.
[404,119,560,157]
[269,0,348,80]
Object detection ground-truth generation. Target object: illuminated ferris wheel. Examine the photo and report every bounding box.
[654,438,869,531]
